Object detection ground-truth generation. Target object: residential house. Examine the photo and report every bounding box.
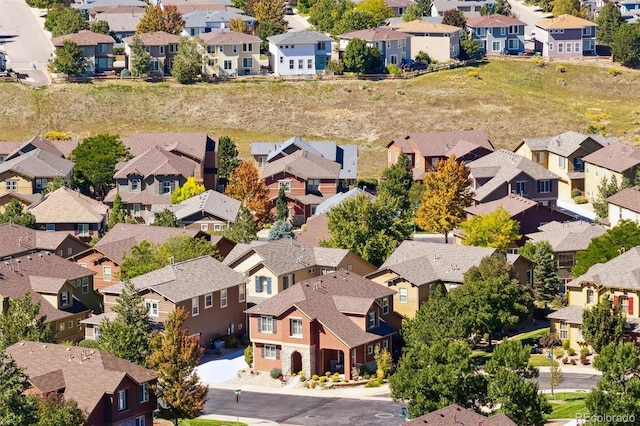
[120,132,218,190]
[0,223,90,260]
[72,0,147,18]
[103,146,196,223]
[0,252,102,342]
[102,256,248,347]
[314,187,375,215]
[403,404,516,426]
[461,194,576,247]
[0,148,73,197]
[387,130,494,180]
[466,14,526,55]
[514,131,617,200]
[245,270,402,380]
[0,141,24,163]
[295,213,330,247]
[431,0,495,18]
[0,192,42,214]
[152,189,241,232]
[468,149,561,208]
[29,187,108,240]
[533,14,597,57]
[3,136,65,162]
[267,31,333,76]
[123,31,180,75]
[90,6,146,43]
[7,341,157,426]
[367,240,531,318]
[390,20,462,61]
[338,28,412,69]
[201,31,261,77]
[583,142,640,202]
[224,240,377,304]
[614,0,640,19]
[607,187,640,227]
[81,223,210,291]
[182,10,257,36]
[526,220,607,283]
[548,246,640,349]
[385,0,416,16]
[52,30,116,74]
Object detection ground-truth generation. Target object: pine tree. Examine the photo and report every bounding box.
[218,136,240,185]
[268,219,294,241]
[378,151,413,212]
[147,308,208,425]
[519,241,562,302]
[276,185,288,221]
[0,294,54,351]
[108,192,127,229]
[0,349,38,426]
[130,35,150,76]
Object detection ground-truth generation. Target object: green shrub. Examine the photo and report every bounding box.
[325,59,344,75]
[312,374,319,381]
[358,365,370,376]
[325,371,331,377]
[415,51,430,63]
[556,64,567,73]
[467,70,479,78]
[332,375,340,382]
[571,189,582,198]
[120,69,131,77]
[270,368,282,379]
[553,347,565,358]
[386,64,402,75]
[580,347,590,356]
[113,47,125,55]
[365,377,383,387]
[298,371,306,382]
[573,195,587,204]
[244,346,253,366]
[567,347,576,356]
[78,339,100,348]
[562,339,570,350]
[319,376,327,383]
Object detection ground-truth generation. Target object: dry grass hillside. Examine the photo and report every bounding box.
[1,60,639,178]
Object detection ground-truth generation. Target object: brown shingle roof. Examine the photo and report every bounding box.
[467,14,526,27]
[119,132,212,162]
[389,130,494,157]
[29,187,108,224]
[547,305,584,324]
[568,246,640,292]
[466,194,538,217]
[390,20,461,34]
[123,31,180,46]
[607,187,640,213]
[582,142,640,173]
[200,31,261,44]
[7,341,156,416]
[51,30,115,47]
[113,146,196,179]
[536,14,596,29]
[339,27,412,41]
[261,150,341,180]
[5,136,65,161]
[0,148,74,180]
[0,223,88,258]
[403,404,517,426]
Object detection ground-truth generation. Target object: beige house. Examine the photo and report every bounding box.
[514,131,616,200]
[390,20,462,62]
[201,31,261,77]
[607,187,640,227]
[0,148,73,198]
[583,142,640,202]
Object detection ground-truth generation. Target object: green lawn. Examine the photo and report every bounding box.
[178,419,248,426]
[529,354,558,367]
[511,327,550,346]
[546,392,588,419]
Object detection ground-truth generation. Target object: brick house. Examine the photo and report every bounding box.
[245,270,401,380]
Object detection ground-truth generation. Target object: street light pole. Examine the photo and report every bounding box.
[234,389,241,425]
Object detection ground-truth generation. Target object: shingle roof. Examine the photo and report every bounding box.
[339,27,412,41]
[388,130,494,157]
[51,30,116,47]
[103,188,171,206]
[222,241,267,265]
[0,141,25,155]
[520,131,616,157]
[268,30,332,45]
[183,10,256,27]
[583,142,640,173]
[157,190,241,223]
[295,213,330,247]
[526,220,607,252]
[390,19,461,33]
[262,150,341,180]
[0,223,87,258]
[536,14,597,29]
[114,146,196,179]
[607,187,640,213]
[29,187,108,225]
[119,132,212,161]
[123,31,180,46]
[467,14,526,27]
[200,30,261,44]
[0,148,73,180]
[7,341,156,417]
[547,305,585,324]
[246,270,396,348]
[72,0,146,10]
[315,188,375,215]
[5,136,65,161]
[403,404,517,426]
[102,256,247,302]
[372,240,496,286]
[466,194,538,217]
[94,9,145,33]
[569,246,640,291]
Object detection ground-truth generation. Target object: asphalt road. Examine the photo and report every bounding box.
[538,372,600,391]
[205,389,405,426]
[285,10,311,32]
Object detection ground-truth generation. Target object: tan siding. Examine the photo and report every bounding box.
[0,172,33,195]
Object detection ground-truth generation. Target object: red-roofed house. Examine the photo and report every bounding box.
[51,30,116,74]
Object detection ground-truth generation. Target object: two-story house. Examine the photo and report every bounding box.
[0,252,102,342]
[245,270,401,380]
[3,135,66,162]
[267,31,333,76]
[367,241,531,318]
[468,149,562,208]
[7,341,157,426]
[0,222,90,259]
[201,31,261,77]
[103,146,196,223]
[387,130,495,181]
[526,220,607,285]
[182,10,257,36]
[338,28,412,69]
[0,148,73,199]
[123,31,180,75]
[89,6,146,43]
[52,30,116,74]
[607,187,640,228]
[548,246,640,349]
[28,187,108,240]
[514,131,616,200]
[223,239,377,304]
[431,0,495,17]
[466,14,526,55]
[583,142,640,202]
[390,20,462,61]
[101,256,248,347]
[533,14,597,57]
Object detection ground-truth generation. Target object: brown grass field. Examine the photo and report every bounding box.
[1,60,639,178]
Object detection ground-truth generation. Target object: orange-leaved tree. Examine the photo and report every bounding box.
[225,161,271,227]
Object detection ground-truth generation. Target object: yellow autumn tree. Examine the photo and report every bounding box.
[171,176,205,204]
[415,155,473,243]
[459,206,521,252]
[225,161,271,227]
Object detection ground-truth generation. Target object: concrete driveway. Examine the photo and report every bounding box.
[196,349,249,384]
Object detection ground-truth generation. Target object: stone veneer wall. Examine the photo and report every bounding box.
[281,343,316,377]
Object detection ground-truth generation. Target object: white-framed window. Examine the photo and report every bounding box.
[145,300,159,317]
[538,180,551,193]
[575,42,580,52]
[582,27,591,36]
[5,180,17,191]
[298,59,303,69]
[476,27,486,37]
[383,339,389,349]
[290,318,303,337]
[500,27,506,36]
[558,253,574,268]
[558,43,563,53]
[201,223,209,231]
[94,325,100,339]
[82,277,89,294]
[169,44,176,53]
[535,152,545,164]
[150,60,159,71]
[132,204,141,217]
[263,345,277,359]
[192,297,199,316]
[135,415,146,426]
[492,41,501,52]
[577,327,583,341]
[103,266,112,282]
[205,293,213,308]
[118,389,127,411]
[317,41,326,50]
[381,297,389,314]
[239,284,245,302]
[159,46,164,54]
[368,311,377,328]
[131,178,140,190]
[214,223,222,231]
[242,57,253,68]
[559,321,568,340]
[138,382,150,403]
[307,58,313,69]
[162,181,174,194]
[515,181,527,196]
[289,59,294,70]
[257,156,267,168]
[220,289,228,308]
[367,344,373,355]
[259,315,275,333]
[59,322,65,331]
[566,42,572,53]
[224,60,232,70]
[399,288,408,304]
[60,291,69,306]
[68,320,73,329]
[279,180,291,192]
[79,262,87,268]
[587,289,595,304]
[620,296,629,313]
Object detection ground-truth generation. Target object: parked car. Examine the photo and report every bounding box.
[400,60,428,72]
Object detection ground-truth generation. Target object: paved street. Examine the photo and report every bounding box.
[285,10,311,32]
[538,372,600,391]
[508,0,552,41]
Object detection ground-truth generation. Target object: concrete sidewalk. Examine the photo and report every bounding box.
[538,365,601,375]
[198,413,281,425]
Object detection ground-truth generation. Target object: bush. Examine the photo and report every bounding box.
[365,377,383,387]
[573,195,587,204]
[580,353,590,365]
[467,70,480,78]
[78,339,100,348]
[415,51,430,63]
[562,339,571,350]
[319,376,327,383]
[608,68,621,76]
[270,368,282,379]
[325,371,331,377]
[310,381,316,389]
[567,347,576,356]
[571,189,582,198]
[223,334,238,348]
[244,346,253,366]
[358,365,371,377]
[298,371,306,382]
[325,59,344,75]
[540,332,561,348]
[386,64,402,75]
[113,47,125,55]
[43,130,71,141]
[580,347,590,356]
[553,347,565,358]
[556,64,567,73]
[332,375,340,382]
[531,57,545,67]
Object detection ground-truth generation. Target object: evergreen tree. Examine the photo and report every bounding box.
[592,175,619,220]
[596,2,623,45]
[276,185,288,221]
[378,151,413,212]
[130,35,150,76]
[611,23,640,68]
[108,192,127,229]
[50,40,85,76]
[0,294,54,351]
[147,308,208,425]
[224,207,259,243]
[99,280,153,366]
[268,219,294,241]
[0,349,38,426]
[519,241,562,302]
[89,20,110,35]
[153,208,182,228]
[45,8,87,38]
[217,136,240,185]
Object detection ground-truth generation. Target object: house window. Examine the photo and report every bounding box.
[132,204,141,216]
[201,224,209,231]
[118,389,128,411]
[620,296,629,313]
[515,181,527,196]
[59,322,65,331]
[79,262,87,268]
[259,316,275,333]
[82,277,89,294]
[242,58,253,68]
[507,39,518,50]
[279,180,291,192]
[35,178,48,191]
[399,288,408,304]
[289,59,294,70]
[46,224,55,232]
[390,55,398,65]
[283,274,295,289]
[60,291,69,307]
[307,179,320,192]
[221,289,228,308]
[135,416,146,426]
[381,297,389,314]
[368,311,377,329]
[582,27,591,36]
[5,180,17,191]
[500,27,506,36]
[549,43,554,51]
[145,300,159,317]
[145,46,150,53]
[159,46,164,54]
[535,152,545,164]
[257,156,267,167]
[538,180,551,193]
[307,59,312,69]
[150,60,159,71]
[298,59,303,69]
[566,42,572,53]
[476,27,486,37]
[587,289,595,304]
[308,267,315,274]
[577,327,583,341]
[573,157,584,171]
[162,181,174,194]
[243,43,253,52]
[575,42,580,52]
[383,339,388,349]
[367,345,373,355]
[526,269,532,285]
[239,283,245,303]
[492,41,501,52]
[169,44,176,53]
[317,41,326,50]
[263,345,277,359]
[232,44,237,53]
[558,253,574,268]
[386,41,391,49]
[78,223,89,236]
[68,320,73,329]
[509,25,518,34]
[205,293,213,308]
[103,266,112,282]
[192,297,199,316]
[559,321,568,340]
[131,179,139,190]
[224,60,232,70]
[290,318,303,337]
[94,325,100,339]
[255,276,272,294]
[558,43,563,53]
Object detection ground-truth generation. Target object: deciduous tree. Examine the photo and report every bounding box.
[225,161,271,226]
[442,9,466,27]
[460,32,480,59]
[25,0,62,10]
[0,349,38,426]
[611,23,640,69]
[147,308,208,425]
[171,176,205,204]
[354,0,394,25]
[254,0,287,27]
[460,207,520,252]
[582,296,625,353]
[309,0,354,33]
[108,192,127,229]
[416,155,472,243]
[45,8,87,37]
[217,135,240,185]
[592,175,619,219]
[256,21,285,50]
[42,175,67,195]
[223,207,259,243]
[130,35,151,76]
[136,5,185,35]
[153,208,182,228]
[34,393,86,426]
[0,294,54,351]
[488,368,551,424]
[402,0,431,21]
[120,240,164,280]
[552,0,584,16]
[519,241,562,302]
[0,200,36,228]
[50,39,85,76]
[171,37,204,84]
[493,0,512,16]
[228,17,247,33]
[596,3,623,45]
[333,9,377,35]
[343,37,382,73]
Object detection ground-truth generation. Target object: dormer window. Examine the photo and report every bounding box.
[368,311,377,329]
[60,291,70,307]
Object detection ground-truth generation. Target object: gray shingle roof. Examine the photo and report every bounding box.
[155,190,241,223]
[73,0,146,10]
[94,10,145,33]
[583,142,640,173]
[0,148,73,180]
[389,130,494,158]
[466,194,538,217]
[607,187,640,213]
[526,220,607,252]
[102,255,247,302]
[262,150,342,180]
[569,246,640,291]
[339,27,412,41]
[547,305,584,325]
[114,146,196,179]
[5,136,65,161]
[315,188,375,215]
[183,10,256,27]
[0,223,86,258]
[520,131,615,157]
[268,30,332,45]
[29,187,108,224]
